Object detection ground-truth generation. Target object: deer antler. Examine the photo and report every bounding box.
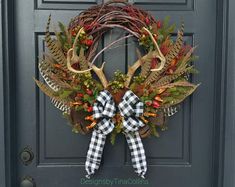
[67,27,108,88]
[142,27,166,72]
[125,49,143,87]
[124,28,166,87]
[89,62,108,88]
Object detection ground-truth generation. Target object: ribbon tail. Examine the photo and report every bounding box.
[85,130,106,178]
[125,131,147,178]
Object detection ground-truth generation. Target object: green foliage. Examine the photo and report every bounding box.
[110,131,117,145]
[160,82,199,107]
[56,22,72,52]
[34,78,58,98]
[109,70,128,93]
[159,16,176,41]
[148,123,160,137]
[77,47,89,70]
[132,75,146,84]
[110,120,123,145]
[58,90,73,99]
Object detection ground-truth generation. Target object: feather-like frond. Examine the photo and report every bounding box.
[140,51,155,77]
[38,59,60,91]
[159,81,199,108]
[175,46,196,72]
[34,78,71,113]
[45,15,73,76]
[45,15,66,64]
[34,78,58,97]
[51,98,70,113]
[48,73,72,89]
[78,47,89,70]
[153,66,193,87]
[145,23,184,84]
[163,106,179,116]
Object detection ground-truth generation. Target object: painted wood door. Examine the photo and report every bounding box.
[14,0,217,186]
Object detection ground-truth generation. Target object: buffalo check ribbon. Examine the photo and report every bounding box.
[85,90,147,178]
[118,90,147,178]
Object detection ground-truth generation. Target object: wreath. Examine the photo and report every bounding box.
[35,0,199,178]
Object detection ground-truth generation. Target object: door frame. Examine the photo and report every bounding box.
[0,0,234,186]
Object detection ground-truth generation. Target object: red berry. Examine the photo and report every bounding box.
[71,30,77,36]
[87,106,93,112]
[157,21,162,28]
[145,17,150,25]
[145,100,152,106]
[77,93,83,98]
[85,39,93,46]
[84,25,91,31]
[86,89,93,95]
[152,100,160,108]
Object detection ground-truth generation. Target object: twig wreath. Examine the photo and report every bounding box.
[35,0,199,178]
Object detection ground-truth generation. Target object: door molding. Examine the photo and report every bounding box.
[213,0,235,186]
[0,0,16,187]
[0,0,234,186]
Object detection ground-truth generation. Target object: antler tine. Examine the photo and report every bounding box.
[125,48,143,87]
[67,48,108,87]
[66,27,108,88]
[67,49,92,73]
[142,27,166,72]
[90,62,108,88]
[67,27,93,73]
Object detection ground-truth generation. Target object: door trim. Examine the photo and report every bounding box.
[213,0,235,186]
[0,0,16,187]
[0,0,234,186]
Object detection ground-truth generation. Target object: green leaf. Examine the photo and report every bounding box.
[163,16,170,29]
[149,123,160,137]
[167,24,176,33]
[59,90,73,99]
[110,131,117,145]
[75,105,83,111]
[83,94,90,101]
[161,82,199,107]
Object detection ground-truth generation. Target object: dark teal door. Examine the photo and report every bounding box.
[14,0,217,186]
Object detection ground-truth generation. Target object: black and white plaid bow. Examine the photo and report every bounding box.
[85,90,147,178]
[118,90,147,178]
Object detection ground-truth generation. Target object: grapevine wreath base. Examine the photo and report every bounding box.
[35,0,199,178]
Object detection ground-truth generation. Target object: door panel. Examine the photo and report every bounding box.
[15,0,216,186]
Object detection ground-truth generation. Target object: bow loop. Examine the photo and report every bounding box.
[93,90,116,119]
[122,90,140,106]
[118,90,145,133]
[93,90,116,135]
